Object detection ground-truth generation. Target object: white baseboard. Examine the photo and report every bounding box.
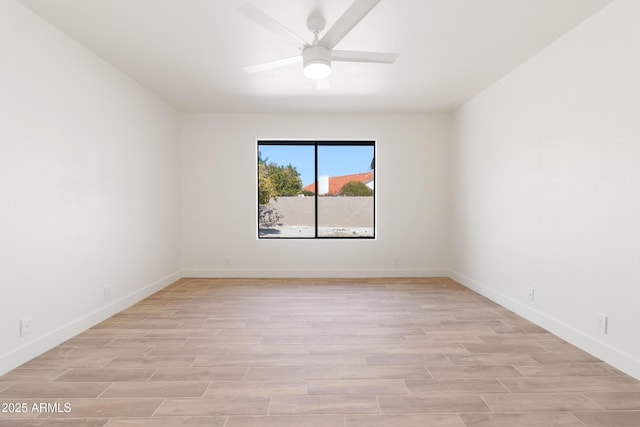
[181,268,451,278]
[449,270,640,380]
[0,270,182,376]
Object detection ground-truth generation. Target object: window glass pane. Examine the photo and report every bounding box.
[258,144,315,238]
[317,145,375,238]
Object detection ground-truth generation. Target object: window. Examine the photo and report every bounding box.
[258,141,375,239]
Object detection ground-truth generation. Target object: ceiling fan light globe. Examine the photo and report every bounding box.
[304,61,331,79]
[303,45,331,79]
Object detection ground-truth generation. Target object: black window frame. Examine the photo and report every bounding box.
[257,140,376,239]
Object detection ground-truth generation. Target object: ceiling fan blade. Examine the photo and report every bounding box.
[315,78,331,90]
[320,0,382,49]
[243,56,302,73]
[332,50,399,64]
[239,3,308,50]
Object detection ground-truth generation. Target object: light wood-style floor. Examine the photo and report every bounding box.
[1,277,639,426]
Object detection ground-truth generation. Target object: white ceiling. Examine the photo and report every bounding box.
[17,0,612,113]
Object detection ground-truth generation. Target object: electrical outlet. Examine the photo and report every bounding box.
[393,256,399,266]
[596,313,608,334]
[104,286,112,301]
[20,317,32,336]
[224,257,231,267]
[527,288,535,301]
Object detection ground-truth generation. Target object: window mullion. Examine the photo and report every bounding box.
[314,143,318,238]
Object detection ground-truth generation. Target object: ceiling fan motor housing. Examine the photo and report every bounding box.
[303,45,331,79]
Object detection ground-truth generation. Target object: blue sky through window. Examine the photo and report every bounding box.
[259,144,374,187]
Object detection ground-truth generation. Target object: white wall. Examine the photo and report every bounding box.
[180,113,451,277]
[451,0,640,378]
[0,0,181,375]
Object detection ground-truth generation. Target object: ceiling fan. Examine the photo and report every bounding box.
[239,0,399,85]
